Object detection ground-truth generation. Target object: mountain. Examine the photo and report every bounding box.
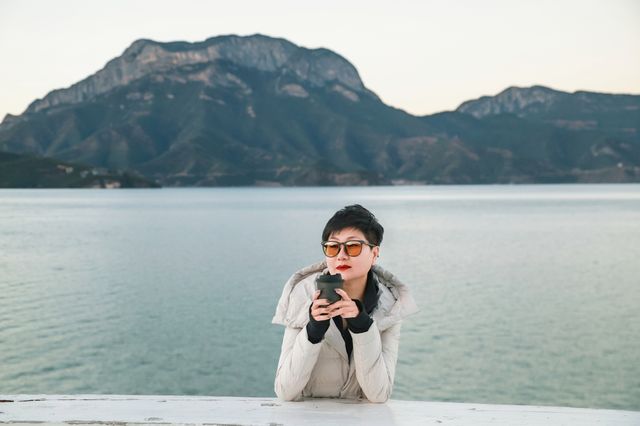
[457,85,640,141]
[451,86,640,181]
[1,34,639,185]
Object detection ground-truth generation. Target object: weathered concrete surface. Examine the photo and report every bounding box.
[0,395,638,425]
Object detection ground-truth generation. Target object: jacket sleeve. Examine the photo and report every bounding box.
[274,325,323,401]
[350,320,402,403]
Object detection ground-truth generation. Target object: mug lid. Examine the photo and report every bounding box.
[316,272,342,283]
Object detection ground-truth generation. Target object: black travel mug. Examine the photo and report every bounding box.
[315,273,343,304]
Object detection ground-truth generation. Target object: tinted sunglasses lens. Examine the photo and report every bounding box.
[345,242,363,256]
[323,243,340,257]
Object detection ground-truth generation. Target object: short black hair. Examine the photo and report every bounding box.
[322,204,384,246]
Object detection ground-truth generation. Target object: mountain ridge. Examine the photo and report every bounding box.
[13,34,369,120]
[1,34,638,186]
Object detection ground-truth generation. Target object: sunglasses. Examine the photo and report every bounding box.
[321,240,376,257]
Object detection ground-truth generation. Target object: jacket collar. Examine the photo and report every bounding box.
[363,269,380,315]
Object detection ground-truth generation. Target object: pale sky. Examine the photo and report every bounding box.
[0,0,638,120]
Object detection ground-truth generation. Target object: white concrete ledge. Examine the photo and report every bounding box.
[0,395,638,426]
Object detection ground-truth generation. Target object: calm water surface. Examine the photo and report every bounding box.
[0,184,639,410]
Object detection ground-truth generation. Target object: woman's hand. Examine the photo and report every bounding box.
[310,290,331,322]
[328,289,360,319]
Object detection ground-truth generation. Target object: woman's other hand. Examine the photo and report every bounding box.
[328,289,360,319]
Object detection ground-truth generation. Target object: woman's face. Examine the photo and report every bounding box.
[325,227,379,283]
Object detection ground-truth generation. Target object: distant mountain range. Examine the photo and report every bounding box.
[1,34,638,186]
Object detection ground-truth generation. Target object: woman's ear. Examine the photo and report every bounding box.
[372,246,380,264]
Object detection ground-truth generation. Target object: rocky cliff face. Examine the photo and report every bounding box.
[23,34,369,115]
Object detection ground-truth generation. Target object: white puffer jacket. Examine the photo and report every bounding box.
[272,261,418,402]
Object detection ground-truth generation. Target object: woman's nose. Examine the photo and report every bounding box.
[337,244,349,259]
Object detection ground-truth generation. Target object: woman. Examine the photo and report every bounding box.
[272,204,418,402]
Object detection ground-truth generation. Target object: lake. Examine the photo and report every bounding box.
[0,184,639,411]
